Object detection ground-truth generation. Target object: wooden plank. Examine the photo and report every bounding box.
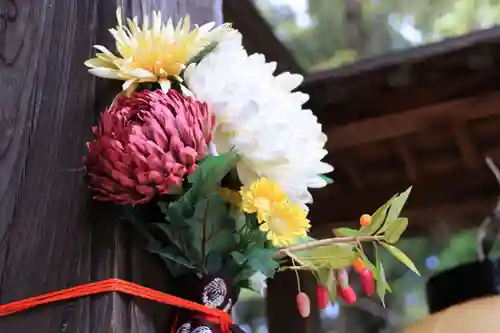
[327,90,500,150]
[309,158,500,232]
[0,1,220,332]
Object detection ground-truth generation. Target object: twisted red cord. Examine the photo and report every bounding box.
[0,279,233,332]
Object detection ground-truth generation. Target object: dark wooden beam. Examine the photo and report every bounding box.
[310,153,500,233]
[0,1,220,332]
[223,0,303,74]
[304,26,500,88]
[452,123,481,170]
[327,90,500,150]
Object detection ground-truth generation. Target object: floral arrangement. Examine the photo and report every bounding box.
[83,8,418,332]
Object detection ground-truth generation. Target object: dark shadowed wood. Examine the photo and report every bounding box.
[327,90,500,150]
[266,271,320,333]
[0,1,220,332]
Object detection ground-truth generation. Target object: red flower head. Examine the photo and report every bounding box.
[85,89,214,204]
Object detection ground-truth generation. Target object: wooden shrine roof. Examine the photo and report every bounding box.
[224,1,500,234]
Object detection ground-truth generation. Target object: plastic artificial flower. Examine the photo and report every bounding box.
[240,178,288,222]
[259,200,310,246]
[249,271,267,296]
[84,89,213,204]
[184,38,333,209]
[84,8,237,93]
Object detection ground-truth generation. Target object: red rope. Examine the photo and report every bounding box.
[0,279,233,332]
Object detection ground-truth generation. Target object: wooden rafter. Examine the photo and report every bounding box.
[327,90,500,150]
[223,0,303,74]
[452,123,481,170]
[394,138,418,182]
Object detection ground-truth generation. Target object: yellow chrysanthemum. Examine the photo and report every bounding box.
[259,201,310,246]
[240,178,288,222]
[84,8,235,92]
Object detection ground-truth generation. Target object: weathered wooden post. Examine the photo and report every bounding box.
[0,1,220,332]
[267,271,321,333]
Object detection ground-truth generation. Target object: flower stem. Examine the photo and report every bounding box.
[274,235,384,259]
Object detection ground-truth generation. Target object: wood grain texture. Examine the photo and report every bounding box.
[0,1,220,332]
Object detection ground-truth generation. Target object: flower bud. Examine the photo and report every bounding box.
[336,268,349,289]
[316,284,329,310]
[352,258,365,273]
[296,292,311,318]
[337,285,357,304]
[360,268,375,296]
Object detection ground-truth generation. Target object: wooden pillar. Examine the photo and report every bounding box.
[0,1,220,332]
[266,271,321,333]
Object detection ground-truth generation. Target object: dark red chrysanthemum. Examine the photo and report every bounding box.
[84,89,214,204]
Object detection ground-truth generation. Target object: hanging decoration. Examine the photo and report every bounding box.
[83,8,418,333]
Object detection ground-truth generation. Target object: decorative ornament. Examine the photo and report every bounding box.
[83,7,418,332]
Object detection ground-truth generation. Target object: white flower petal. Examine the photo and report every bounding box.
[184,39,332,208]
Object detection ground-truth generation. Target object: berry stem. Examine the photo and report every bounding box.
[274,235,384,259]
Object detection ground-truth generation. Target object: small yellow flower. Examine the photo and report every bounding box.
[259,201,310,246]
[84,8,235,93]
[240,178,288,222]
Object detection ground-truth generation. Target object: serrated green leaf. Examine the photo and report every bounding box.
[386,187,411,223]
[248,257,279,278]
[320,175,334,185]
[206,252,223,274]
[231,251,247,265]
[381,243,420,276]
[384,218,408,244]
[333,227,359,237]
[167,151,239,219]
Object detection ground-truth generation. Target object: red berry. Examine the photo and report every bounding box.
[296,292,311,318]
[337,285,357,304]
[360,268,375,296]
[316,284,329,309]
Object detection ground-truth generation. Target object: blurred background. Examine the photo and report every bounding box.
[223,0,500,332]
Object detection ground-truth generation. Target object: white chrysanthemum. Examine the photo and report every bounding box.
[184,39,333,207]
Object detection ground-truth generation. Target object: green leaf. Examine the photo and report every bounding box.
[386,187,412,224]
[206,252,223,274]
[295,243,357,270]
[375,247,389,307]
[231,251,247,265]
[333,227,359,237]
[384,218,408,244]
[320,175,334,185]
[167,151,239,219]
[359,199,392,235]
[381,243,420,276]
[234,248,279,278]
